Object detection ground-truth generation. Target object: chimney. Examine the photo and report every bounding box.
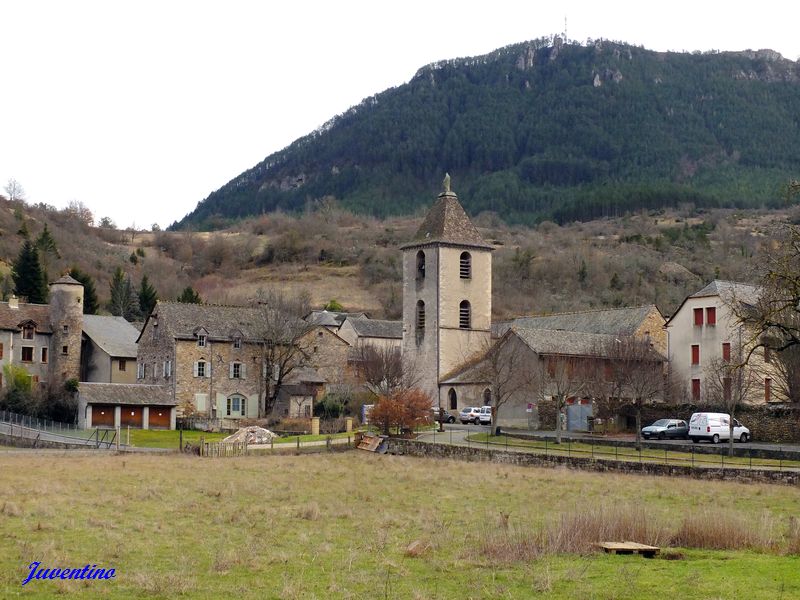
[9,295,18,309]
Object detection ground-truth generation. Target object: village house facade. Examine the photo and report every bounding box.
[666,280,777,404]
[80,315,139,384]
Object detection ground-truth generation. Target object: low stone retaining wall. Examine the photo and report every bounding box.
[386,439,800,486]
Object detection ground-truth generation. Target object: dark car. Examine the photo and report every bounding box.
[641,419,688,440]
[432,407,456,424]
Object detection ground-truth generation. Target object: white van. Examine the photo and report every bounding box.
[688,412,750,444]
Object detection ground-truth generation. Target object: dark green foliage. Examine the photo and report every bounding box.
[129,252,138,265]
[177,286,202,304]
[108,267,140,321]
[138,274,158,317]
[68,267,99,314]
[136,247,145,258]
[578,259,588,284]
[313,396,344,419]
[64,378,79,394]
[35,224,59,259]
[324,299,344,311]
[12,240,48,303]
[173,40,800,230]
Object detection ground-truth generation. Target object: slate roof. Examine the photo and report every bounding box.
[50,274,83,286]
[690,280,760,303]
[305,310,369,327]
[0,301,52,333]
[401,192,493,250]
[79,383,176,406]
[345,317,402,339]
[82,315,139,358]
[146,301,265,341]
[494,305,660,338]
[284,366,327,385]
[513,327,621,357]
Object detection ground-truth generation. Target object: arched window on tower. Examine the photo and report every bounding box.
[416,300,425,330]
[483,388,492,406]
[459,300,471,329]
[460,252,471,279]
[448,388,457,410]
[416,251,425,280]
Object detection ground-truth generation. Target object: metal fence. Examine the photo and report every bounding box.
[0,410,86,438]
[427,429,800,472]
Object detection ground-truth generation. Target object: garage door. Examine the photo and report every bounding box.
[148,406,171,429]
[91,404,115,427]
[120,406,143,427]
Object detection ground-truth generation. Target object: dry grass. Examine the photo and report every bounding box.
[673,508,776,551]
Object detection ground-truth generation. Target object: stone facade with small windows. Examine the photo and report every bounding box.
[136,301,265,420]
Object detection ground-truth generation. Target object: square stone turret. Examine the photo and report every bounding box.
[401,177,493,405]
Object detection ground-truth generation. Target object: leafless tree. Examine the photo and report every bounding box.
[255,288,315,417]
[4,178,25,202]
[65,200,94,226]
[350,343,413,398]
[704,338,758,453]
[603,336,666,450]
[474,334,540,432]
[538,355,589,444]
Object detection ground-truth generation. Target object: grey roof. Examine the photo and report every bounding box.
[50,274,83,286]
[495,305,660,337]
[305,310,368,327]
[147,301,265,341]
[82,315,139,358]
[0,301,52,333]
[284,366,327,384]
[690,280,760,303]
[513,327,622,357]
[401,191,492,250]
[79,383,176,406]
[346,317,402,339]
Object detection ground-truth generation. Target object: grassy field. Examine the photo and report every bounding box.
[0,451,798,599]
[125,429,360,449]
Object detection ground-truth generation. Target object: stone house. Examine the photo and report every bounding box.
[0,275,84,391]
[80,315,139,383]
[666,280,776,404]
[77,382,176,429]
[337,317,402,351]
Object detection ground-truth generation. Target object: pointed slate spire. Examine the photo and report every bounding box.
[402,175,492,250]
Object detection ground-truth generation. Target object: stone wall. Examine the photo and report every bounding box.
[386,439,800,486]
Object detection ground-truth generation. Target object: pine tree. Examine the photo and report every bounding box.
[68,267,99,314]
[177,286,202,304]
[108,267,140,321]
[35,224,60,282]
[138,274,158,317]
[11,240,47,303]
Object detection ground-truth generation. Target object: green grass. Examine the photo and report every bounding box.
[126,429,226,449]
[0,453,798,598]
[466,433,800,470]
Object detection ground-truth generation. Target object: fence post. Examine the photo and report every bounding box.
[296,437,300,450]
[691,445,694,468]
[749,448,752,470]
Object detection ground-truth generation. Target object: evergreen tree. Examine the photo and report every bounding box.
[68,267,99,314]
[11,240,47,303]
[35,224,60,281]
[177,286,202,304]
[138,274,158,317]
[108,267,140,321]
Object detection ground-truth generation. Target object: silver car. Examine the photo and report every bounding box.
[641,419,688,440]
[459,407,481,424]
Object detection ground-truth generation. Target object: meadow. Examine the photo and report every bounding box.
[0,451,798,599]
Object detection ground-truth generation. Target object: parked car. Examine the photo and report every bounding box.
[641,419,688,440]
[432,407,456,424]
[459,407,481,424]
[477,406,493,425]
[689,412,750,443]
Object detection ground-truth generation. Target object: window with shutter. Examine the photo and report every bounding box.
[722,342,731,362]
[691,379,701,402]
[706,307,716,325]
[459,252,471,279]
[691,344,700,365]
[693,308,703,326]
[459,300,471,329]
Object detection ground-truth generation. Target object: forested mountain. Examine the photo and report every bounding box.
[175,38,800,230]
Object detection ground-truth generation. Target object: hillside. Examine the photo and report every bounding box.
[175,38,800,230]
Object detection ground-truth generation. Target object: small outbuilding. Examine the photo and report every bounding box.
[77,382,177,429]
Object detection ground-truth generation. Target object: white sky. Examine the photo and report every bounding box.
[2,1,798,229]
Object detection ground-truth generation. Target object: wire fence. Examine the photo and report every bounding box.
[427,428,800,472]
[0,410,91,439]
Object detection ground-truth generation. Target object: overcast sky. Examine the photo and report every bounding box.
[2,1,798,229]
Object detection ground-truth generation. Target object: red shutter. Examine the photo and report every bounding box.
[723,377,732,403]
[765,378,771,403]
[691,379,701,402]
[691,345,700,365]
[693,308,704,326]
[722,343,731,362]
[0,342,3,359]
[706,307,716,325]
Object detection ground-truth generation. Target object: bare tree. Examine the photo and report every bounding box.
[539,355,589,444]
[65,200,94,226]
[474,334,539,433]
[350,343,411,398]
[255,289,315,418]
[4,178,25,202]
[704,340,759,453]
